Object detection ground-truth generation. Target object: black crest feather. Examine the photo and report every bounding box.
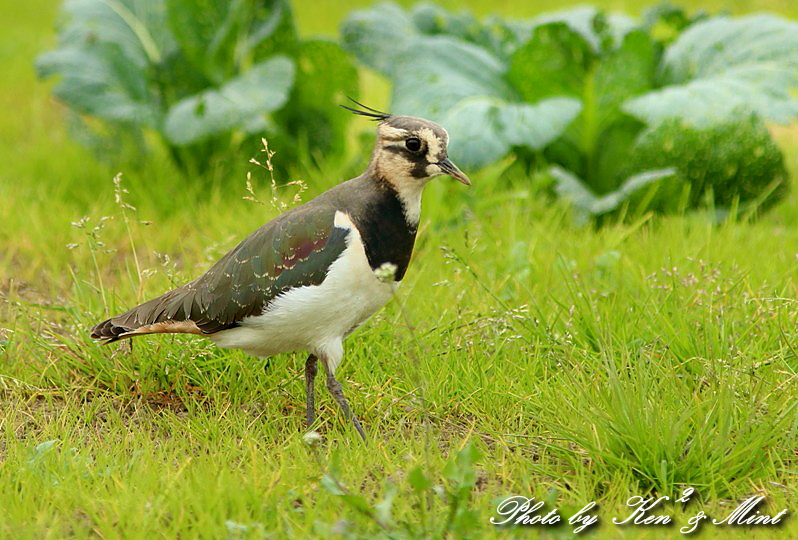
[341,97,391,122]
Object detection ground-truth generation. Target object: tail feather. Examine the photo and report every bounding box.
[90,318,130,342]
[90,287,203,342]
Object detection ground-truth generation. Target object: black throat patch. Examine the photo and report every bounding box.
[347,179,418,281]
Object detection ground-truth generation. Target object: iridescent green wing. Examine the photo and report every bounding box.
[106,203,349,335]
[188,204,349,332]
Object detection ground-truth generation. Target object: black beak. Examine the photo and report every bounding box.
[438,158,471,186]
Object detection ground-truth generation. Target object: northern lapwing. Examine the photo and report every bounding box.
[90,102,470,440]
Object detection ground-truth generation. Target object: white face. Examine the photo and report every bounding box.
[368,115,470,226]
[374,121,450,183]
[418,127,444,164]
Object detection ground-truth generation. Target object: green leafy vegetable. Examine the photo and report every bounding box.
[527,5,637,51]
[163,56,294,145]
[553,166,677,223]
[625,14,798,125]
[343,3,797,218]
[343,5,582,170]
[443,97,582,169]
[273,40,359,160]
[38,0,357,173]
[620,111,789,213]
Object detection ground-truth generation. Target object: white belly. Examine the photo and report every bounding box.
[209,212,397,373]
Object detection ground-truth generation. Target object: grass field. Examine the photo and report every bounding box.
[2,0,797,538]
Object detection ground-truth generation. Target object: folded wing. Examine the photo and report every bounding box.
[91,204,349,341]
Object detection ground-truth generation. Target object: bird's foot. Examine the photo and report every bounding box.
[325,372,366,441]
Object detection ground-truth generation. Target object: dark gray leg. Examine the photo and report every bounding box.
[305,354,318,427]
[322,359,366,441]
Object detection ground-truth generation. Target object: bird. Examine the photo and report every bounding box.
[90,101,471,440]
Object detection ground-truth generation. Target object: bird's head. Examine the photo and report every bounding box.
[344,101,471,188]
[371,115,471,188]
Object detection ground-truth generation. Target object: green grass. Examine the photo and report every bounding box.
[2,0,798,538]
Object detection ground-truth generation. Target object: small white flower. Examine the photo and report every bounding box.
[374,262,398,283]
[71,216,89,229]
[303,430,322,447]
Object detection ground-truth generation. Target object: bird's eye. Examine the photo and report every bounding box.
[405,137,422,152]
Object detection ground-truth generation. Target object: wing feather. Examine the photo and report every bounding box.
[91,204,349,340]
